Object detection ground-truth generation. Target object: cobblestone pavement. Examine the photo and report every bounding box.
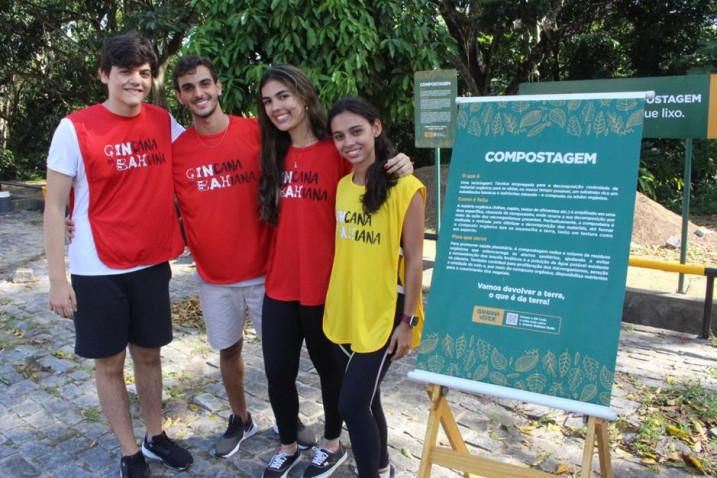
[1,210,715,477]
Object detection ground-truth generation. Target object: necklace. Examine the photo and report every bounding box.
[291,136,318,169]
[194,115,230,149]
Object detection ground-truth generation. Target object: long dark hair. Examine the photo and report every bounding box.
[256,64,327,224]
[328,96,397,215]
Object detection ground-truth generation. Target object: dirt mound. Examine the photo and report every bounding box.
[415,164,717,250]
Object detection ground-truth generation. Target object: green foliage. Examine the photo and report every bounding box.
[0,0,198,179]
[188,0,449,163]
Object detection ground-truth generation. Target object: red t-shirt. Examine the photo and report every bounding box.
[265,139,352,305]
[67,104,183,269]
[172,116,271,284]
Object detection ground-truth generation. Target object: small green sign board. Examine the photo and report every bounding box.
[520,74,717,139]
[414,70,458,148]
[415,93,646,414]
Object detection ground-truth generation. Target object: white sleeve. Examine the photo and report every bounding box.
[47,118,80,177]
[170,114,185,142]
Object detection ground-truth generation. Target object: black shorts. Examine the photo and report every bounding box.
[71,262,173,359]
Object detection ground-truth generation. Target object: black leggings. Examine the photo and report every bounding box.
[262,295,343,444]
[336,297,403,477]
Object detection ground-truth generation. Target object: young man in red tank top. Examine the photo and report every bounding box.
[43,32,192,478]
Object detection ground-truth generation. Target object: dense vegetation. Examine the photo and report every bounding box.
[1,0,716,213]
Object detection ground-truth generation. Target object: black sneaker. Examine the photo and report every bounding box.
[302,443,348,478]
[120,451,149,478]
[141,431,193,471]
[262,449,301,478]
[213,412,258,458]
[272,418,317,450]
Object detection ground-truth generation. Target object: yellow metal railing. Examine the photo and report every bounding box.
[628,257,716,339]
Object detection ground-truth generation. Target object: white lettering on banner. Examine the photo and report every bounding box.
[485,151,597,165]
[645,94,701,105]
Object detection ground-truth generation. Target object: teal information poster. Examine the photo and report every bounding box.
[412,93,646,417]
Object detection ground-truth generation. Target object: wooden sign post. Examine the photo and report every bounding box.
[418,384,612,478]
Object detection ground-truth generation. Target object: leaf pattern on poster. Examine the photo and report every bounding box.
[490,371,508,386]
[526,373,547,393]
[519,110,542,129]
[455,334,467,359]
[582,356,599,382]
[559,350,571,378]
[599,392,611,406]
[415,333,616,405]
[477,338,491,362]
[526,122,549,137]
[491,347,508,371]
[468,117,482,137]
[607,112,623,134]
[580,384,598,402]
[567,116,582,137]
[457,110,468,130]
[418,332,439,355]
[625,109,644,130]
[543,351,557,376]
[514,349,540,372]
[427,354,445,373]
[473,363,490,381]
[568,368,583,391]
[549,383,563,396]
[548,108,566,128]
[600,366,614,389]
[492,113,504,135]
[511,101,530,113]
[594,111,607,136]
[459,98,643,139]
[616,99,637,111]
[503,113,518,133]
[463,349,478,371]
[581,101,595,125]
[442,335,454,358]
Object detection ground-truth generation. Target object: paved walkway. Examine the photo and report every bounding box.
[1,209,715,477]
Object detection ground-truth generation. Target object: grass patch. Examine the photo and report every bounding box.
[620,380,717,474]
[81,407,103,423]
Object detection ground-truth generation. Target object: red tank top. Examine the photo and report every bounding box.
[68,104,183,268]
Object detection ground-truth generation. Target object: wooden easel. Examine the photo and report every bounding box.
[417,384,612,478]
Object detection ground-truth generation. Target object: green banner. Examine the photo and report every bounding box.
[520,75,717,139]
[415,94,646,411]
[414,70,457,148]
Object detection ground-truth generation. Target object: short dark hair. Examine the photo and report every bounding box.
[99,31,158,76]
[173,55,218,91]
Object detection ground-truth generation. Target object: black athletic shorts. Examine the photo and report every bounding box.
[71,262,173,359]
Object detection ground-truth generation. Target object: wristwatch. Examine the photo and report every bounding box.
[401,313,419,327]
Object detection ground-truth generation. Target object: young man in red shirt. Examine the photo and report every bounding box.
[43,32,192,478]
[171,55,319,459]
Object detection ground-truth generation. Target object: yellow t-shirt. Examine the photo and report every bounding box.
[323,173,426,353]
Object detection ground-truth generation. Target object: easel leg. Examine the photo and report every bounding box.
[580,417,597,478]
[418,384,443,478]
[580,417,612,478]
[596,419,612,478]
